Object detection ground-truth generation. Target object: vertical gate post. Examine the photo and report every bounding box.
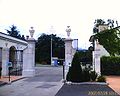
[64,26,73,81]
[64,38,73,80]
[22,27,35,77]
[2,48,9,76]
[94,40,101,75]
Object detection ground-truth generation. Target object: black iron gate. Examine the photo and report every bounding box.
[10,50,23,76]
[0,48,2,67]
[0,48,2,78]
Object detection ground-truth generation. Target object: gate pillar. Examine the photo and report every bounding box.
[2,48,9,76]
[64,26,74,80]
[22,27,35,77]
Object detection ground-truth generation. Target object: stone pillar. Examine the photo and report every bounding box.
[22,27,35,77]
[2,48,9,76]
[92,25,108,75]
[64,38,73,79]
[22,39,35,77]
[94,40,101,75]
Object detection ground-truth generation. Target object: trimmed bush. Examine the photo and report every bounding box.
[66,52,83,82]
[90,71,98,81]
[82,68,91,82]
[97,75,106,82]
[66,51,95,82]
[101,56,120,75]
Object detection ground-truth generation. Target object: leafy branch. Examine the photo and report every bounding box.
[94,27,120,56]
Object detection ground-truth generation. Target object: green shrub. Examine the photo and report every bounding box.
[97,75,106,82]
[82,68,90,82]
[66,51,94,82]
[101,56,120,75]
[66,52,83,82]
[90,71,98,81]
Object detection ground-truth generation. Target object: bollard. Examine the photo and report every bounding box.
[63,64,65,80]
[8,67,11,82]
[8,62,12,83]
[0,67,2,79]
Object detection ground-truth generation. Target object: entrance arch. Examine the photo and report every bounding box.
[9,46,23,75]
[9,46,16,68]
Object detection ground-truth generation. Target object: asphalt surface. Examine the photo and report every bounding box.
[0,66,119,96]
[0,66,63,96]
[55,84,119,96]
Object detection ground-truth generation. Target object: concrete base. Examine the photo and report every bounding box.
[22,69,35,77]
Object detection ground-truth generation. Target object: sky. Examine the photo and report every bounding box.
[0,0,120,49]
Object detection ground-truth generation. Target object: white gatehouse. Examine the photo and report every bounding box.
[0,27,35,77]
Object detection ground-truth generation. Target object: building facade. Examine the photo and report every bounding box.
[0,30,35,77]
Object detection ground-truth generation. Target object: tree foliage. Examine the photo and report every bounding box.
[93,19,119,33]
[94,27,120,56]
[92,19,120,56]
[35,33,65,64]
[6,25,25,40]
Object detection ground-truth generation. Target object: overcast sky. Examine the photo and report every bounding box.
[0,0,120,49]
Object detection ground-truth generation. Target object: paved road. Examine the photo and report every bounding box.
[55,84,119,96]
[0,66,63,96]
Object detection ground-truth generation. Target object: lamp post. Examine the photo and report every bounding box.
[51,33,52,65]
[50,26,55,65]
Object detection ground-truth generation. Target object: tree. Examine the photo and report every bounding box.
[93,19,105,33]
[92,19,120,56]
[6,25,25,40]
[35,33,65,64]
[93,19,119,33]
[94,27,120,56]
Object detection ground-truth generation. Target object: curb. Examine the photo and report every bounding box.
[65,82,108,85]
[0,81,7,87]
[0,77,25,86]
[11,77,25,83]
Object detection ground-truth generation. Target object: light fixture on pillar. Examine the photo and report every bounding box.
[26,35,29,40]
[5,42,8,47]
[5,39,8,47]
[29,27,35,39]
[66,26,71,38]
[96,39,99,46]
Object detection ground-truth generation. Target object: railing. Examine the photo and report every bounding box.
[10,60,23,76]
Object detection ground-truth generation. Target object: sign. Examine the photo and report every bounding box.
[8,62,12,67]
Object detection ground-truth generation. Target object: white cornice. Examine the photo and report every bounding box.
[0,32,28,45]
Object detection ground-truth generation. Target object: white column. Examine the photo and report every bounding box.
[64,38,73,79]
[2,48,9,76]
[94,40,101,75]
[22,39,35,77]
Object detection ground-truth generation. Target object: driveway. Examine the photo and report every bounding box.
[55,76,120,96]
[55,84,119,96]
[0,66,63,96]
[106,76,120,95]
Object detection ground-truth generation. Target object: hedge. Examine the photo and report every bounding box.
[101,56,120,75]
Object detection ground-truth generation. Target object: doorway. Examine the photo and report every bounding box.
[9,46,23,76]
